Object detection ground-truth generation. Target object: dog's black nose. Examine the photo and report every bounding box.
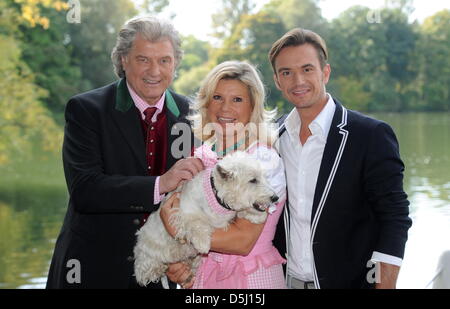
[270,195,279,203]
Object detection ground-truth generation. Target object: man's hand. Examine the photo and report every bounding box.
[375,262,400,289]
[159,158,204,194]
[166,262,195,289]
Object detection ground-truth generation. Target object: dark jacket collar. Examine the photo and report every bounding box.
[311,99,348,229]
[115,78,180,118]
[111,79,186,173]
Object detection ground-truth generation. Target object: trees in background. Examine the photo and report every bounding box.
[172,35,211,98]
[416,10,450,111]
[1,0,449,162]
[19,5,83,118]
[211,0,255,40]
[4,0,168,118]
[0,0,170,165]
[0,0,64,164]
[176,0,449,114]
[212,9,286,112]
[176,0,327,113]
[67,0,138,91]
[326,4,418,112]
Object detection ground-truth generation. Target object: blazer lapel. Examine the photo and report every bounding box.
[110,81,188,174]
[310,99,349,288]
[110,79,147,172]
[165,90,186,171]
[311,100,349,232]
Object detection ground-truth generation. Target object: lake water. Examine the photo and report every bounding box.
[0,112,449,289]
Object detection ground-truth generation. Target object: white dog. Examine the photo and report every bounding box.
[133,151,278,286]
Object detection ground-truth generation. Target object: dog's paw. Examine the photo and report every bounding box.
[134,260,167,286]
[190,235,211,254]
[238,209,268,224]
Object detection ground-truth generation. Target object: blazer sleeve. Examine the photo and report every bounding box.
[63,97,158,215]
[364,122,412,259]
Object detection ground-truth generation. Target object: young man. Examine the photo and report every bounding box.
[46,16,202,288]
[271,28,412,289]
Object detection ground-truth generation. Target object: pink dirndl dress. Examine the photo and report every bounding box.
[192,144,287,289]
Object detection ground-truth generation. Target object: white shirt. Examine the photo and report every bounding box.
[279,95,402,282]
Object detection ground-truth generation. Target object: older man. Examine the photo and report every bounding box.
[46,16,202,289]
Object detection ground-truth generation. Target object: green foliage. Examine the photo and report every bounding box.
[330,76,371,111]
[265,0,327,33]
[0,150,67,288]
[417,10,450,111]
[172,35,212,98]
[139,0,169,14]
[19,6,83,117]
[172,0,450,114]
[209,9,287,113]
[0,34,62,165]
[177,35,210,74]
[326,5,418,112]
[67,0,138,90]
[0,0,449,170]
[173,64,212,98]
[211,0,255,39]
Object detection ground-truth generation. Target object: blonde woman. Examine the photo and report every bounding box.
[161,61,287,289]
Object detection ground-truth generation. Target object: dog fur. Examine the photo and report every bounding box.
[133,151,278,286]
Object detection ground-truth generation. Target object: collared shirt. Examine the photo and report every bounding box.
[279,94,403,282]
[127,82,165,122]
[126,82,166,205]
[279,94,335,281]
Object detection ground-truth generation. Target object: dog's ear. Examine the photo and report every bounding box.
[216,164,233,181]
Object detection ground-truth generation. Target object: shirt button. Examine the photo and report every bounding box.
[148,166,152,170]
[150,139,154,143]
[149,152,153,156]
[150,127,154,131]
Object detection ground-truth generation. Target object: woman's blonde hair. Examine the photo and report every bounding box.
[189,60,277,146]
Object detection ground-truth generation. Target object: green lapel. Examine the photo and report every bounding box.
[115,78,180,118]
[165,89,180,118]
[115,78,133,112]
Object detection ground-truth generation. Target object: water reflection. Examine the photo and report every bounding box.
[372,112,450,288]
[0,155,67,289]
[0,112,449,289]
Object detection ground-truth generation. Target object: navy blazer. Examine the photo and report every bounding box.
[274,99,412,289]
[46,80,192,288]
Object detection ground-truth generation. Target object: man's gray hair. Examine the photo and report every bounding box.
[111,16,183,78]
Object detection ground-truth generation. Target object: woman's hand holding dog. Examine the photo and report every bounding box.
[159,158,204,194]
[160,194,195,288]
[158,158,200,286]
[160,193,180,238]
